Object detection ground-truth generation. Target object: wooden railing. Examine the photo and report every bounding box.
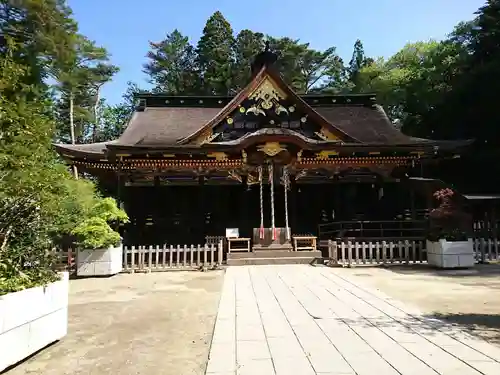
[123,243,223,272]
[53,248,76,273]
[318,219,428,242]
[327,239,426,267]
[473,237,500,263]
[327,237,500,267]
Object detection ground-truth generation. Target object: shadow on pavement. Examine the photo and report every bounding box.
[379,263,500,279]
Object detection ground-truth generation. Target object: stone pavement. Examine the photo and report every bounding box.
[206,265,500,375]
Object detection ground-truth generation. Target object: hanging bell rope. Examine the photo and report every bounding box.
[268,163,276,240]
[258,165,264,239]
[283,167,290,241]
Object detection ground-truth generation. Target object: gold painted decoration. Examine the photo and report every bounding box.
[227,117,234,124]
[241,150,248,163]
[257,142,286,157]
[192,128,213,145]
[249,76,288,110]
[315,127,341,141]
[247,172,259,185]
[193,128,219,144]
[315,150,339,159]
[207,152,229,161]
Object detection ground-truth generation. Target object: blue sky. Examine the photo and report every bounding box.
[68,0,485,105]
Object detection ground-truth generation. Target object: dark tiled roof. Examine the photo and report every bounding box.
[116,107,221,146]
[55,141,113,157]
[313,105,421,144]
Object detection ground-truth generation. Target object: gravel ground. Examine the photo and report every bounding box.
[5,270,224,375]
[335,263,500,346]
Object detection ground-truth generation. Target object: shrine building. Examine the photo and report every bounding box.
[55,46,472,264]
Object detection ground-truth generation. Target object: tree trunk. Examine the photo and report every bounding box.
[92,85,102,142]
[69,92,78,179]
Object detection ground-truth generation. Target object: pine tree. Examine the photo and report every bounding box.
[232,29,265,90]
[143,29,199,94]
[348,39,373,92]
[196,11,235,95]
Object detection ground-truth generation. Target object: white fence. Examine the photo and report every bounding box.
[123,243,223,272]
[328,238,500,267]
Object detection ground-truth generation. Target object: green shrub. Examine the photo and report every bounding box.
[70,197,127,249]
[71,217,121,249]
[90,197,129,226]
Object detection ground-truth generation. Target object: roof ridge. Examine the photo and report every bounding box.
[178,66,362,145]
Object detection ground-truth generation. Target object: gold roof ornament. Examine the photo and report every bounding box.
[249,76,288,110]
[258,142,286,157]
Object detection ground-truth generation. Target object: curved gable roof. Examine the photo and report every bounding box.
[179,66,360,144]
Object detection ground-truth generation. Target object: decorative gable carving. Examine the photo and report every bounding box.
[207,75,344,144]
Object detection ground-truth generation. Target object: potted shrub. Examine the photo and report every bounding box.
[71,198,128,277]
[426,188,474,269]
[0,197,69,372]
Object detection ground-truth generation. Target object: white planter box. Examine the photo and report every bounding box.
[77,244,123,277]
[0,272,69,372]
[426,239,474,269]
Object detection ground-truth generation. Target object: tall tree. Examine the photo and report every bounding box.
[0,0,79,88]
[0,40,99,285]
[267,37,345,93]
[143,29,199,94]
[54,35,118,147]
[232,29,265,90]
[196,11,235,95]
[348,39,373,92]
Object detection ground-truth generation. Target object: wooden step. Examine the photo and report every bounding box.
[228,250,322,259]
[227,256,321,266]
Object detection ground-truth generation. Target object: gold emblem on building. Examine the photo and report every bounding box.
[258,142,286,157]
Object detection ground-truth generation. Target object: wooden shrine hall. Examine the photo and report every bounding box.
[55,44,472,264]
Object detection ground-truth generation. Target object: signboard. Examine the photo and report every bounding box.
[225,228,239,238]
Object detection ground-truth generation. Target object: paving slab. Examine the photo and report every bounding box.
[207,265,500,375]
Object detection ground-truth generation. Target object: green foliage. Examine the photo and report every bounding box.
[196,11,235,95]
[71,197,127,249]
[143,30,200,95]
[71,217,121,249]
[0,39,104,294]
[90,197,129,225]
[141,11,348,96]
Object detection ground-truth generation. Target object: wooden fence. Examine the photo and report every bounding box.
[53,248,76,273]
[327,237,500,267]
[473,237,500,263]
[53,237,498,271]
[327,239,426,267]
[123,243,223,272]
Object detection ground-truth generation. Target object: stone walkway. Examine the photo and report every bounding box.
[206,265,500,375]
